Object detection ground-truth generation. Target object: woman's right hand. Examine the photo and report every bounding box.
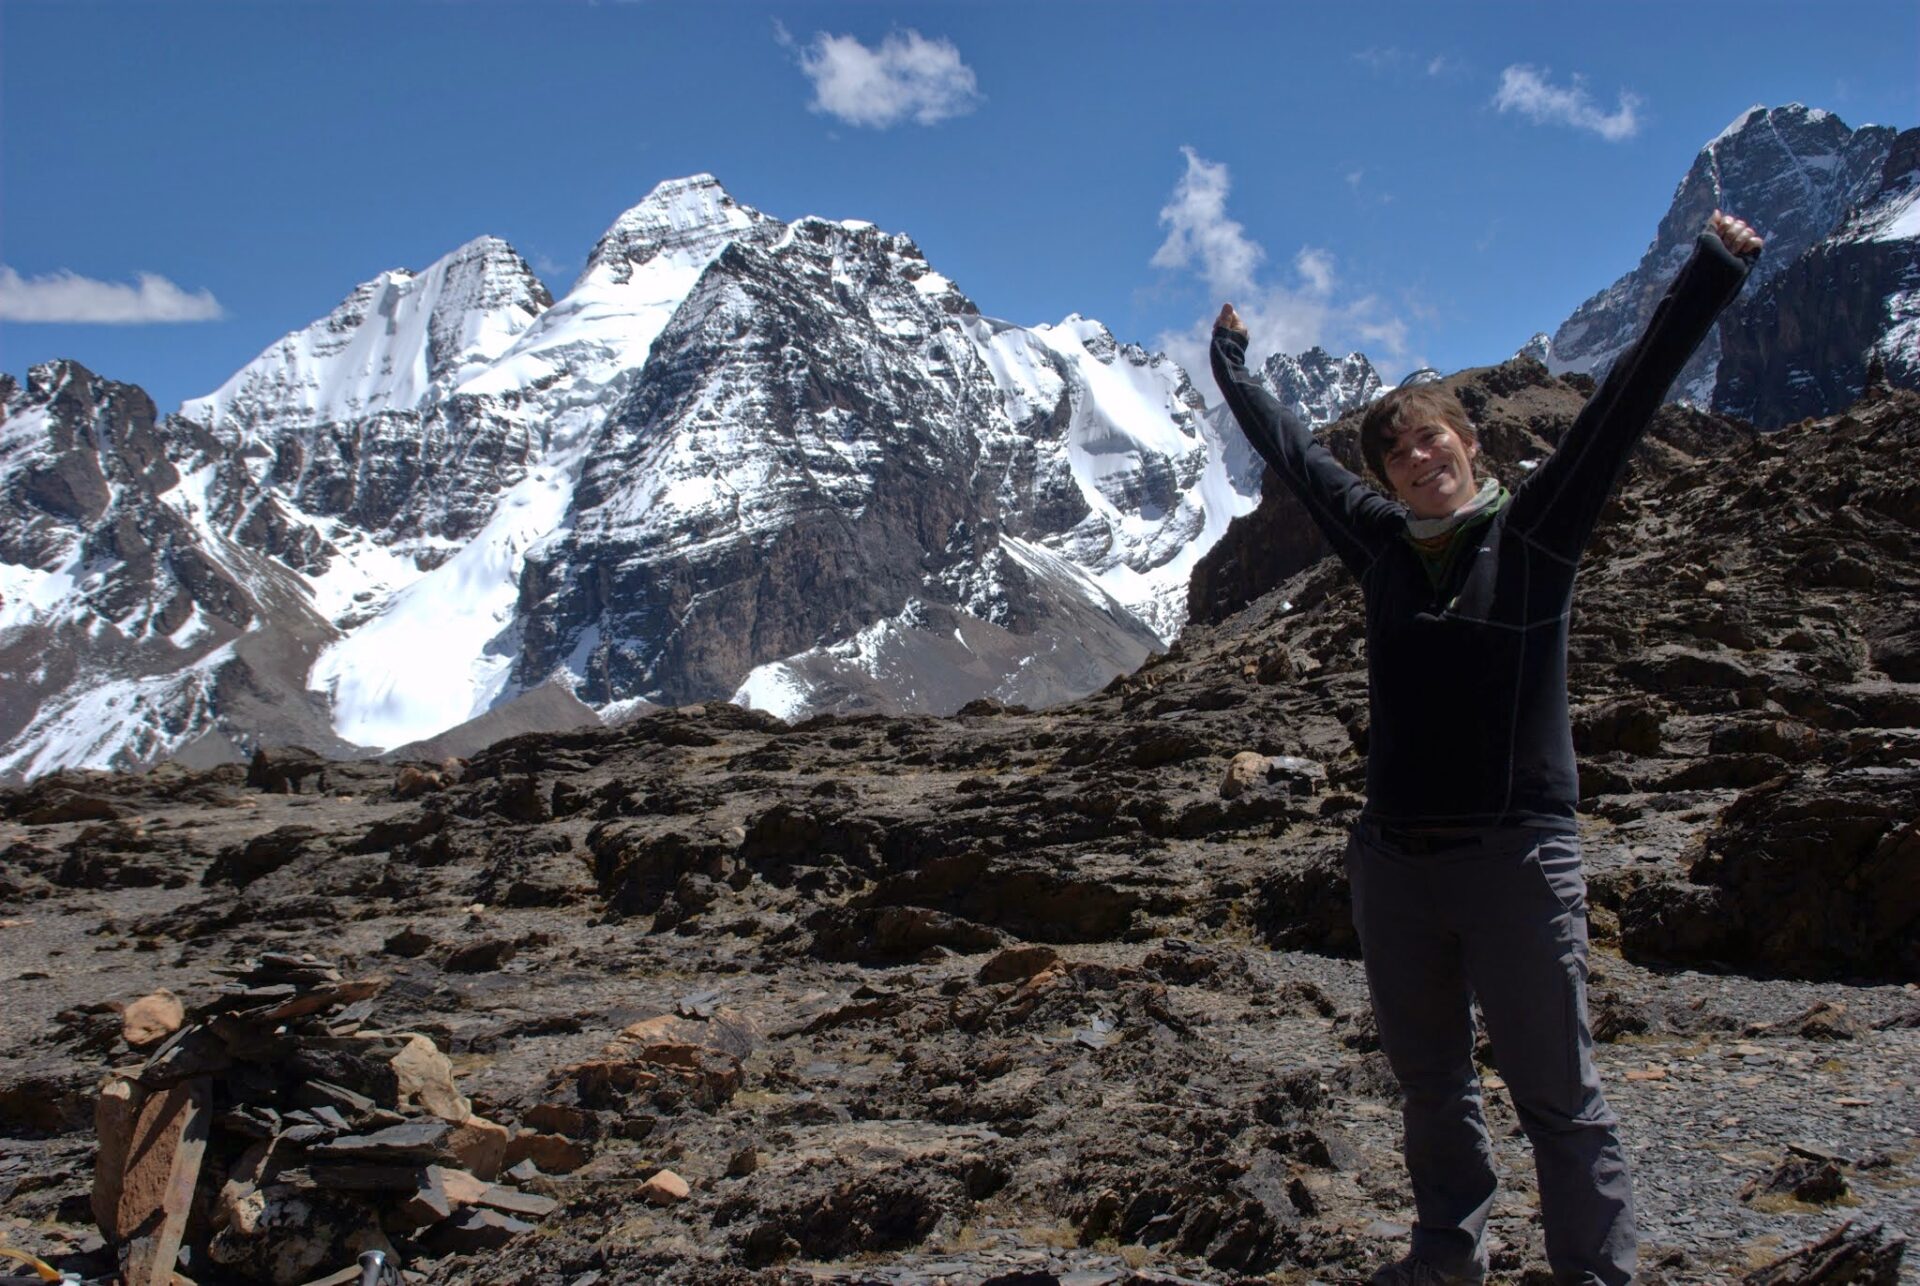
[1216,302,1247,336]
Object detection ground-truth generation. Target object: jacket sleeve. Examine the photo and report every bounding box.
[1210,324,1403,577]
[1510,231,1755,561]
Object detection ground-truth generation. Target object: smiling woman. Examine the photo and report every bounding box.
[1359,385,1482,520]
[1209,211,1765,1286]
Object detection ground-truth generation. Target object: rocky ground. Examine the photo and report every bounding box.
[2,379,1916,1285]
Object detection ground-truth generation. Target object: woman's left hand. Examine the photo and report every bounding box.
[1709,209,1764,258]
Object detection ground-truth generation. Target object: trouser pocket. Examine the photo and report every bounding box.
[1528,832,1586,919]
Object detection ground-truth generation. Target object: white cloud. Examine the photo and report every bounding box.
[1493,65,1642,142]
[788,28,981,128]
[1294,247,1336,296]
[0,266,225,324]
[1149,150,1415,391]
[1150,147,1265,297]
[1427,55,1452,77]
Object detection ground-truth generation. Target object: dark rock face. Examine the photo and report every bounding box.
[1623,768,1920,978]
[1549,104,1896,411]
[510,221,1181,712]
[1715,128,1920,427]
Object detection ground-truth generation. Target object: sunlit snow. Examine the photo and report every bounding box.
[0,644,233,777]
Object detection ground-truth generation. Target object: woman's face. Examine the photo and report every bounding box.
[1382,419,1479,519]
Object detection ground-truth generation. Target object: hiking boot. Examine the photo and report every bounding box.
[1366,1254,1483,1285]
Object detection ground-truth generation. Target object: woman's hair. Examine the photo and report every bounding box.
[1358,385,1477,484]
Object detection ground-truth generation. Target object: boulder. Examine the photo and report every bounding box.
[641,1168,691,1205]
[1623,767,1920,980]
[1220,751,1269,799]
[121,990,185,1049]
[977,945,1062,986]
[389,1034,472,1122]
[204,826,324,888]
[444,1115,510,1181]
[1573,696,1664,755]
[504,1131,590,1174]
[807,904,1008,963]
[247,746,330,795]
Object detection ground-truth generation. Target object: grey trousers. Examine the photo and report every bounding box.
[1347,821,1636,1286]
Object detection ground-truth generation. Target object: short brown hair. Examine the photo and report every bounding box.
[1358,385,1477,485]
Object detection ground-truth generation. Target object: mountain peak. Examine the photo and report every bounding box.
[583,174,774,281]
[1549,102,1896,395]
[1702,102,1862,166]
[1260,347,1383,427]
[181,234,549,432]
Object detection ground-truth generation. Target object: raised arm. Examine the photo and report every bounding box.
[1210,304,1403,576]
[1511,212,1761,560]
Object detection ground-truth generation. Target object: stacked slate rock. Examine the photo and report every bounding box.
[91,953,555,1286]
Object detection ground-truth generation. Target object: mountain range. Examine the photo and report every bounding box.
[2,104,1914,779]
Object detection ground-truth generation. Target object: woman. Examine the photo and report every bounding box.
[1211,211,1763,1285]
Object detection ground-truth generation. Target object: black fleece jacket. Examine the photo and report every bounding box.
[1212,232,1754,828]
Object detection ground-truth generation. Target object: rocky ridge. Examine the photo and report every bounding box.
[1260,349,1387,429]
[1,386,1914,1284]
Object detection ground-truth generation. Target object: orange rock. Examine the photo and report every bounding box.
[394,766,448,800]
[121,989,185,1049]
[977,945,1060,985]
[610,1013,704,1048]
[1019,965,1067,993]
[92,1074,145,1232]
[505,1130,590,1174]
[445,1114,510,1181]
[524,1102,596,1139]
[640,1168,690,1205]
[435,1165,492,1206]
[1220,750,1270,799]
[111,1081,198,1240]
[389,1033,472,1122]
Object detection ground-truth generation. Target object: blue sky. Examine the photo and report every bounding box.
[2,1,1915,415]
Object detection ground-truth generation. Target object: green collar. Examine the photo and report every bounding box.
[1403,487,1509,591]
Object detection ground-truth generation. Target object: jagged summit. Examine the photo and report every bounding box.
[1261,347,1383,427]
[1710,103,1770,146]
[1707,102,1845,152]
[580,174,778,284]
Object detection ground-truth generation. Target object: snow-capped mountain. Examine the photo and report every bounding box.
[1261,347,1385,427]
[0,363,351,777]
[182,237,552,437]
[1,176,1264,775]
[1544,104,1898,409]
[10,102,1915,779]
